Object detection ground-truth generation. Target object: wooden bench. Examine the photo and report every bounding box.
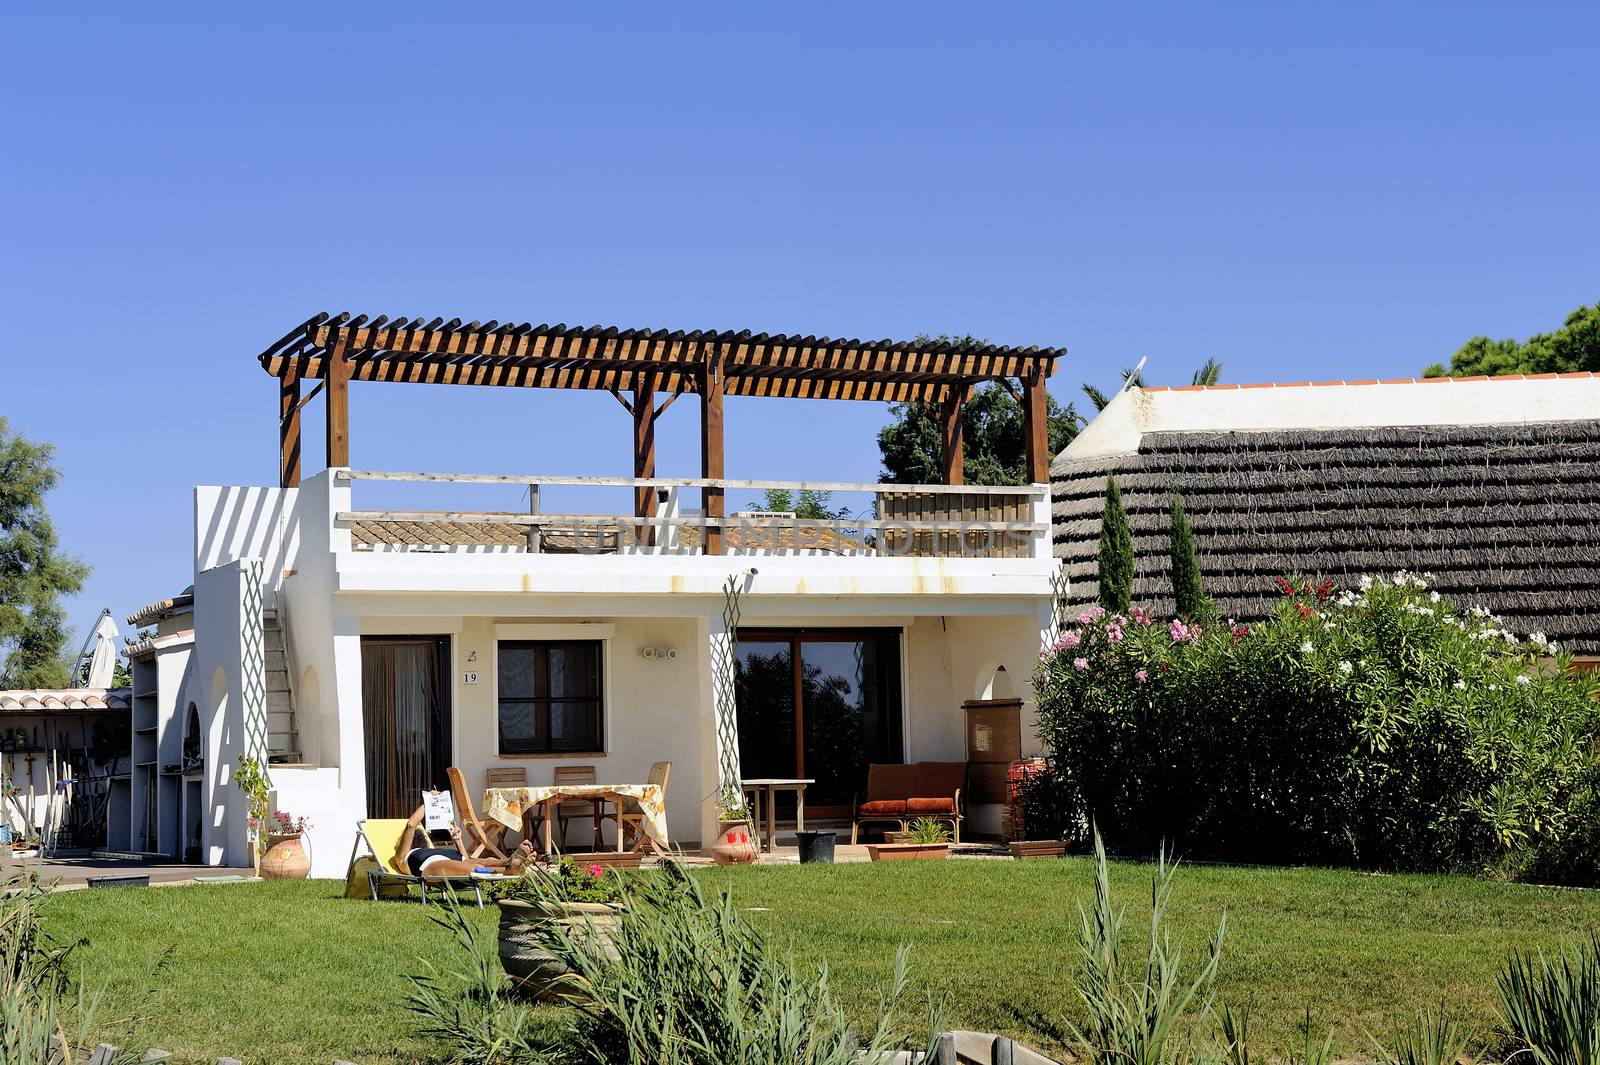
[851,761,966,844]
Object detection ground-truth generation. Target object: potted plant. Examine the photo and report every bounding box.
[710,791,758,865]
[866,817,951,861]
[496,858,625,999]
[234,754,270,877]
[259,810,312,879]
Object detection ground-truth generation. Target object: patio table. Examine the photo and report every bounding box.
[483,784,669,856]
[740,778,815,853]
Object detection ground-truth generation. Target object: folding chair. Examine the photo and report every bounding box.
[610,761,671,852]
[447,766,507,860]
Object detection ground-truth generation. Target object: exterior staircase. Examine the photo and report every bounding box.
[262,608,301,763]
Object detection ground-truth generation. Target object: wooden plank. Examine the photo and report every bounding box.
[940,387,966,486]
[338,469,1042,495]
[1022,367,1049,485]
[633,376,656,539]
[325,330,352,469]
[335,510,1046,534]
[279,364,301,488]
[700,345,726,554]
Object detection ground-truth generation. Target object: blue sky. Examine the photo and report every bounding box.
[3,4,1596,638]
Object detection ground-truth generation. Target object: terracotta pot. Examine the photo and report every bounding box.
[260,833,310,879]
[865,842,949,861]
[497,898,621,1001]
[711,818,759,865]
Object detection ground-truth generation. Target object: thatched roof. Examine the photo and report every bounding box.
[1052,420,1600,653]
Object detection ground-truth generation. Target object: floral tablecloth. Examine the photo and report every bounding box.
[483,784,669,848]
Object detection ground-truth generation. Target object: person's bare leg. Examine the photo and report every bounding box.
[422,841,534,878]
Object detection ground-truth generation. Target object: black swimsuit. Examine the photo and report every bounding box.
[405,846,462,876]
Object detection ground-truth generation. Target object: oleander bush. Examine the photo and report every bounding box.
[1032,573,1600,875]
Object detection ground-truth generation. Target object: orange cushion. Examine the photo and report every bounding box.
[859,800,907,817]
[906,797,956,815]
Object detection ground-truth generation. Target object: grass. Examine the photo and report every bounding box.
[39,858,1600,1064]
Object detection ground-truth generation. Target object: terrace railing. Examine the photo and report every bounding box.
[333,470,1050,560]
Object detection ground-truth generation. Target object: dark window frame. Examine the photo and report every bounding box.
[496,639,605,756]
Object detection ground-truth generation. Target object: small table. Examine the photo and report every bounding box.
[740,778,815,853]
[483,784,669,856]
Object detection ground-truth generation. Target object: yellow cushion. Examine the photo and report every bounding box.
[344,855,410,899]
[359,819,414,876]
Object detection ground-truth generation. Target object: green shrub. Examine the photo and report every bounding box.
[1097,475,1134,613]
[1032,574,1600,873]
[1167,495,1212,620]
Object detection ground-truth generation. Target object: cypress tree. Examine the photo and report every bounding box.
[1096,474,1133,612]
[1168,493,1212,618]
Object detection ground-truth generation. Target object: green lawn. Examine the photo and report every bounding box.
[41,858,1600,1064]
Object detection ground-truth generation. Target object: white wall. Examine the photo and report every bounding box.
[195,486,299,587]
[191,559,258,868]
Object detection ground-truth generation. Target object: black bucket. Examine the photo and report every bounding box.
[795,830,836,864]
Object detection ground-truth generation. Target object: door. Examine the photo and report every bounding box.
[361,637,452,818]
[734,629,902,815]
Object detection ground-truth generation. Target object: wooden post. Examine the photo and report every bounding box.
[700,345,726,554]
[526,483,541,554]
[940,385,967,486]
[279,366,301,488]
[1022,367,1050,484]
[634,376,656,546]
[325,330,351,470]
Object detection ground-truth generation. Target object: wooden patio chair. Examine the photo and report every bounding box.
[527,765,604,851]
[486,765,530,842]
[447,766,507,860]
[609,761,671,852]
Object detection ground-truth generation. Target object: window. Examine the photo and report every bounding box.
[497,640,603,755]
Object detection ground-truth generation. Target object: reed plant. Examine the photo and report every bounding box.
[1498,933,1600,1065]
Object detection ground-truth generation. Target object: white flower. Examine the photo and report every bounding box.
[1452,680,1466,690]
[1529,632,1549,649]
[1359,575,1374,591]
[1338,661,1354,675]
[1549,641,1562,654]
[1324,621,1337,630]
[1470,605,1491,619]
[1515,674,1532,685]
[1300,641,1315,654]
[1428,591,1441,603]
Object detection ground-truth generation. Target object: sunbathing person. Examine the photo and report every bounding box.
[394,801,534,878]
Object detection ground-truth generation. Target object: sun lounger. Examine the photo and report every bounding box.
[346,818,510,907]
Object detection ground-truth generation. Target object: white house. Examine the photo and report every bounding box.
[173,313,1068,877]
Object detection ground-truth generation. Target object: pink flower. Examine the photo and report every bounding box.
[1131,607,1152,626]
[587,864,605,878]
[1077,607,1104,625]
[1106,625,1124,644]
[1060,631,1081,649]
[1135,669,1149,684]
[1073,657,1090,671]
[1169,619,1202,645]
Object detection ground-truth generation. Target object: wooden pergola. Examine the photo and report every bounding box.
[261,312,1064,551]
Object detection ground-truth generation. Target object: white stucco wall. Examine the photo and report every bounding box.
[1063,376,1600,463]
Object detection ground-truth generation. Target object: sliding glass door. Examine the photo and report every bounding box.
[734,629,902,813]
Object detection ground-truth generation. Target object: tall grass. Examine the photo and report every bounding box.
[0,873,130,1065]
[1498,933,1600,1065]
[1067,831,1224,1065]
[409,862,939,1065]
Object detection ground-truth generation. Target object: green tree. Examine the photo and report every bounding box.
[1424,300,1600,378]
[1097,474,1133,613]
[746,488,843,519]
[1168,494,1212,619]
[1084,358,1224,412]
[0,418,89,689]
[876,335,1082,486]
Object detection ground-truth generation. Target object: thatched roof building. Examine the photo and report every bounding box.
[1052,373,1600,654]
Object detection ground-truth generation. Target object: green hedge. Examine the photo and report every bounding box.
[1032,574,1600,876]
